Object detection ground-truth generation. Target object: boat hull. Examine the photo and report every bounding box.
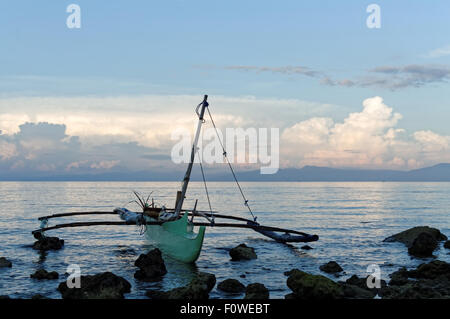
[145,212,206,263]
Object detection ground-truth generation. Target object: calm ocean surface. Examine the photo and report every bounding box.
[0,181,449,299]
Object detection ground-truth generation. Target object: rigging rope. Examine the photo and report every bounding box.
[205,107,257,222]
[198,154,213,217]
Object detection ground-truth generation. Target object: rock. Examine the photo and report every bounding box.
[444,240,450,249]
[240,274,246,278]
[341,284,376,299]
[58,272,131,299]
[134,248,167,281]
[383,226,447,247]
[407,260,450,280]
[31,269,59,280]
[244,283,269,299]
[286,269,343,299]
[320,261,343,274]
[383,260,450,299]
[0,295,10,299]
[0,257,12,268]
[389,267,409,286]
[31,294,50,299]
[408,232,438,257]
[32,235,64,251]
[229,244,257,261]
[146,272,216,300]
[301,245,313,250]
[345,274,386,294]
[382,282,443,299]
[217,279,246,293]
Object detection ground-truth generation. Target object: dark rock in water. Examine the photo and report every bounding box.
[383,226,447,247]
[31,294,50,299]
[320,261,343,274]
[301,245,313,250]
[240,274,246,278]
[345,274,386,295]
[134,248,167,281]
[444,240,450,249]
[0,295,10,299]
[32,235,64,251]
[407,260,450,280]
[31,269,59,280]
[383,260,450,299]
[284,293,296,299]
[389,267,409,286]
[217,279,245,293]
[244,283,269,299]
[286,269,343,299]
[0,257,12,268]
[147,272,216,300]
[382,282,443,299]
[58,272,131,299]
[408,232,438,257]
[229,244,257,261]
[341,284,376,299]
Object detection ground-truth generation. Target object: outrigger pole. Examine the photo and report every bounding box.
[32,219,318,243]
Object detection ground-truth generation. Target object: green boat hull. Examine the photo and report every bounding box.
[145,212,206,263]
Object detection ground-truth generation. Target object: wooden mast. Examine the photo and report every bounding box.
[174,95,209,218]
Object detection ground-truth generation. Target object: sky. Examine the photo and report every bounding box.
[0,1,449,179]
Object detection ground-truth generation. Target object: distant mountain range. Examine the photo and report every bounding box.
[211,163,450,182]
[2,163,450,182]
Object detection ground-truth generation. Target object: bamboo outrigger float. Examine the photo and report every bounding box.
[32,95,319,263]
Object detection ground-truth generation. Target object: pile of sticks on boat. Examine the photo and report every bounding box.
[32,210,319,243]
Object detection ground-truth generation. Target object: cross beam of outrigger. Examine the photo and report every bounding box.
[32,210,318,243]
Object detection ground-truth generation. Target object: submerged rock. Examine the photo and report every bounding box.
[443,240,450,249]
[301,245,313,250]
[408,232,438,257]
[320,261,343,274]
[407,260,450,280]
[147,272,216,300]
[345,274,386,295]
[286,269,343,299]
[383,226,447,247]
[388,267,409,286]
[383,260,450,299]
[134,248,167,281]
[218,279,246,293]
[31,269,59,280]
[229,244,257,261]
[341,283,376,299]
[32,234,64,251]
[244,283,269,299]
[58,272,131,299]
[0,257,12,268]
[31,294,50,299]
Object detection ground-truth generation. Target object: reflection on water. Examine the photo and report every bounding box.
[0,181,449,299]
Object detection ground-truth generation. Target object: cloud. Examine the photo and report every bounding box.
[225,65,321,77]
[224,63,450,90]
[0,95,449,177]
[425,45,450,58]
[281,96,450,169]
[322,65,450,90]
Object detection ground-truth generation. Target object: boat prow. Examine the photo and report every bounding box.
[145,212,206,263]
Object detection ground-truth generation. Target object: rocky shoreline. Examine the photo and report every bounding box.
[0,225,449,299]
